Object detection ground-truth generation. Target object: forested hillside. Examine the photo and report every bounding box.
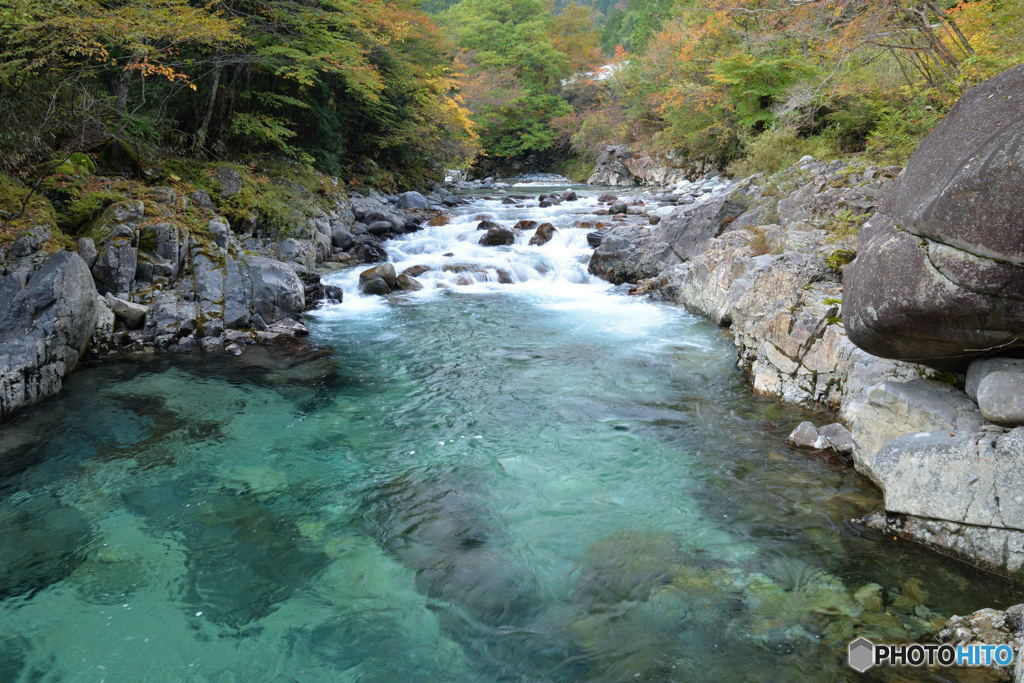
[0,0,479,185]
[437,0,1022,177]
[0,0,1021,196]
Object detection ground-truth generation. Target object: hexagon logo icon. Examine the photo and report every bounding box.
[848,637,876,673]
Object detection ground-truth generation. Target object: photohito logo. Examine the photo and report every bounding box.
[848,638,1015,672]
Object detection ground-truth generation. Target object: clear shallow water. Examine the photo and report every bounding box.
[0,183,1017,682]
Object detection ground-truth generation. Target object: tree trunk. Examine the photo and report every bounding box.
[194,64,222,152]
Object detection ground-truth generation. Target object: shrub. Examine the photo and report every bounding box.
[825,249,856,272]
[727,126,840,177]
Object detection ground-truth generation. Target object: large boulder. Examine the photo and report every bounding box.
[0,251,99,418]
[588,195,746,284]
[396,191,428,210]
[224,255,305,329]
[859,427,1024,534]
[845,65,1024,368]
[846,379,983,462]
[91,225,138,296]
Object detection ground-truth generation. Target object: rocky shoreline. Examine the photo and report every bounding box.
[0,169,466,420]
[584,68,1024,591]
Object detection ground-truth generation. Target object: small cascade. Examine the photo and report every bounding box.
[324,184,624,310]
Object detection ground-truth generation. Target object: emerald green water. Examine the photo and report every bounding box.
[0,186,1016,681]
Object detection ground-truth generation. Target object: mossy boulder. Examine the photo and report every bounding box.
[96,139,143,178]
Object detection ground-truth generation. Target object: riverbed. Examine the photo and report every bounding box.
[0,180,1015,681]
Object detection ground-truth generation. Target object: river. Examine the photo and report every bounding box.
[0,179,1015,681]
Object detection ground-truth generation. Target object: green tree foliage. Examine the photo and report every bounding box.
[439,0,587,162]
[573,0,1024,174]
[0,0,479,186]
[601,0,675,53]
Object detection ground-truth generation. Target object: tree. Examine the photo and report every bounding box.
[439,0,580,161]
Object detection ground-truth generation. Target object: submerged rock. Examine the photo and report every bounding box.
[575,530,684,605]
[363,468,542,630]
[125,484,330,628]
[0,493,93,599]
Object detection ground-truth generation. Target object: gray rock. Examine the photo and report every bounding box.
[266,319,309,338]
[217,166,244,198]
[9,226,52,258]
[224,255,305,329]
[143,292,198,342]
[848,379,984,463]
[93,293,115,348]
[351,235,388,263]
[609,202,628,215]
[360,263,398,289]
[0,252,99,417]
[190,190,215,210]
[818,423,855,455]
[860,428,1024,532]
[361,278,391,296]
[788,422,827,450]
[479,226,516,247]
[139,223,180,275]
[401,265,431,278]
[103,293,147,329]
[396,191,429,210]
[275,238,316,269]
[91,226,137,296]
[938,605,1023,651]
[589,195,747,284]
[366,220,394,237]
[966,357,1024,401]
[977,371,1024,427]
[845,65,1024,368]
[586,232,604,248]
[529,223,557,246]
[76,237,98,267]
[208,217,230,248]
[106,200,145,225]
[395,273,423,291]
[200,336,223,353]
[331,227,355,250]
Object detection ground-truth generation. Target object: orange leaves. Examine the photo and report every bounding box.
[125,58,191,84]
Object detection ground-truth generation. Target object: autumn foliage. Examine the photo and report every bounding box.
[0,0,479,185]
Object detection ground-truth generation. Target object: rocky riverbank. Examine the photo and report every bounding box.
[0,163,465,420]
[586,65,1024,584]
